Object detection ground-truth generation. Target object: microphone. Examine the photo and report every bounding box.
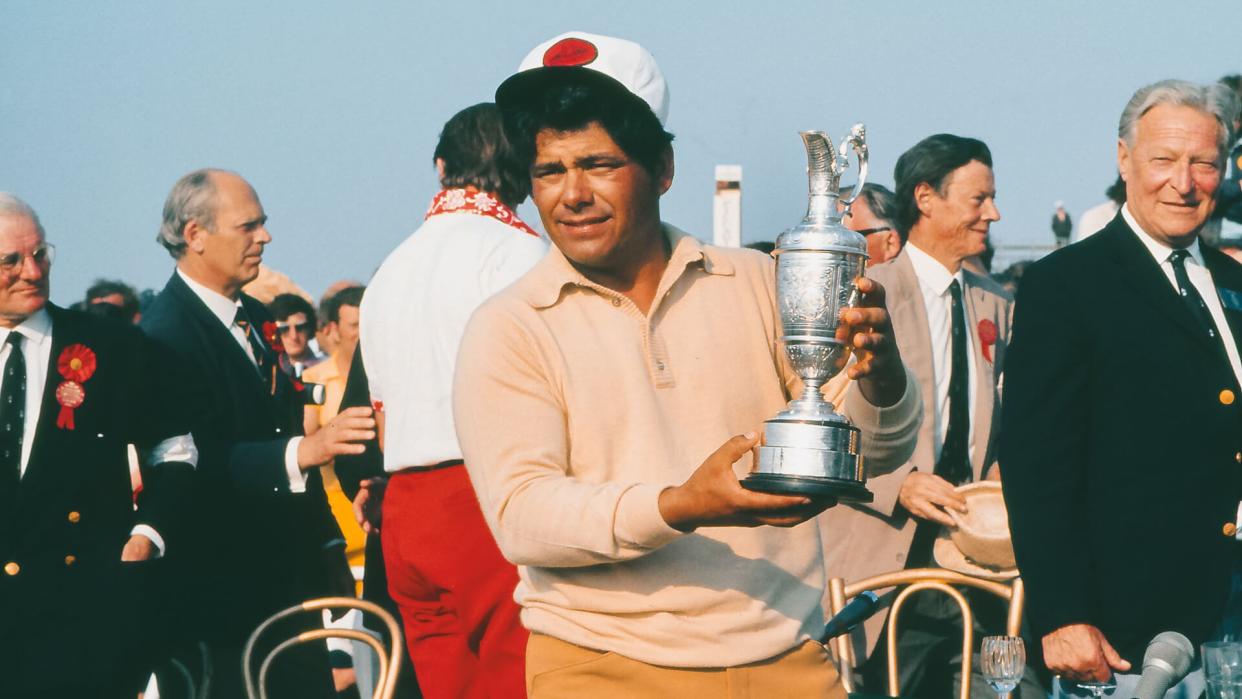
[1132,631,1194,699]
[821,591,881,642]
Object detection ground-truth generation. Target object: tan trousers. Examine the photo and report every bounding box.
[526,633,845,698]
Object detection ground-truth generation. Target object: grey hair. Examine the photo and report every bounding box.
[0,192,46,239]
[1119,79,1236,155]
[157,168,226,259]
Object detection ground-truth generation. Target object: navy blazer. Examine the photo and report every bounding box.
[0,305,194,694]
[141,272,342,642]
[1000,214,1242,663]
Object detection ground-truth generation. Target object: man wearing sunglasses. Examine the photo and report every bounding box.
[269,293,323,375]
[0,193,197,697]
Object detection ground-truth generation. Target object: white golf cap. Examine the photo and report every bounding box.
[496,31,669,126]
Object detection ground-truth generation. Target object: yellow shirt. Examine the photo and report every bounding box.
[303,357,366,571]
[454,225,920,667]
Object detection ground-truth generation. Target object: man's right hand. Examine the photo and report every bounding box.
[657,432,835,532]
[898,471,967,526]
[297,406,376,471]
[1043,623,1131,683]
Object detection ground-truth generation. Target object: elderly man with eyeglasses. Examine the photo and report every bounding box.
[0,192,198,698]
[840,182,903,266]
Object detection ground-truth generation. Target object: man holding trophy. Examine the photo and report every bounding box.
[452,31,922,697]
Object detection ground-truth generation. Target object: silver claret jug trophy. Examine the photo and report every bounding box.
[741,126,875,503]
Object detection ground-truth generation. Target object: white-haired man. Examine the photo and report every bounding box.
[1001,79,1242,698]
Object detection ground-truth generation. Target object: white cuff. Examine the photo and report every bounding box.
[1235,502,1242,541]
[130,524,166,558]
[141,434,199,469]
[285,437,307,493]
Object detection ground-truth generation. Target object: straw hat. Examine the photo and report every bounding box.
[933,481,1019,581]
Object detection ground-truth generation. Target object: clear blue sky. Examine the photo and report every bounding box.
[2,1,1237,305]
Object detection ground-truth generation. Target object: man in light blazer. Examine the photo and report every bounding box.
[820,134,1039,697]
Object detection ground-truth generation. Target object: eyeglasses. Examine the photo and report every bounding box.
[276,320,314,335]
[0,244,54,274]
[855,226,894,237]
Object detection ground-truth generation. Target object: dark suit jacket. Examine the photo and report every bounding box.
[999,215,1242,663]
[0,305,194,694]
[141,272,342,642]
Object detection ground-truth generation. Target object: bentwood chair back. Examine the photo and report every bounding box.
[242,596,404,699]
[826,568,1024,699]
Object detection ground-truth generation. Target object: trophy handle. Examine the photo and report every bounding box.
[837,123,869,207]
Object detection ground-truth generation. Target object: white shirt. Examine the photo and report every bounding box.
[361,210,547,471]
[176,269,307,492]
[0,309,52,476]
[904,242,977,465]
[1122,205,1242,387]
[1076,200,1120,242]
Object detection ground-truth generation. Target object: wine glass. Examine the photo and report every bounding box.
[981,635,1026,699]
[1203,641,1242,699]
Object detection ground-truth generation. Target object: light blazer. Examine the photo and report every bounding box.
[819,248,1012,659]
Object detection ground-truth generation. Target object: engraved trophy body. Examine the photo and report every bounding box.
[741,126,874,502]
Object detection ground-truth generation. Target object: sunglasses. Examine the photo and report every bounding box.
[855,226,894,237]
[276,321,314,335]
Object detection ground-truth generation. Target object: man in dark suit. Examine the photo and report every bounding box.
[0,193,196,697]
[1001,79,1241,696]
[142,168,376,698]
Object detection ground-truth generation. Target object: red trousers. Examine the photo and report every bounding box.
[383,465,527,698]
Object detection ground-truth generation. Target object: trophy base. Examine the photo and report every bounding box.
[741,472,874,502]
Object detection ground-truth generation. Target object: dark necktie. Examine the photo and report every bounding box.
[0,333,27,494]
[1169,250,1230,365]
[934,279,971,486]
[234,307,271,372]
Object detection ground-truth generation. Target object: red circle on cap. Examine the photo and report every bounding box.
[543,38,598,67]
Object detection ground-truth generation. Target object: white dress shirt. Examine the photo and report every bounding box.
[176,269,307,492]
[1,309,53,477]
[904,242,977,465]
[361,210,547,472]
[1122,205,1242,386]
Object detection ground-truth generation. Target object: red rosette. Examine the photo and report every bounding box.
[261,321,284,353]
[58,344,97,383]
[56,380,85,430]
[978,319,998,363]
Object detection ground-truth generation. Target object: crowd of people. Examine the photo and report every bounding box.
[2,28,1242,699]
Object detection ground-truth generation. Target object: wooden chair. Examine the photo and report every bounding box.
[242,596,404,699]
[826,568,1024,699]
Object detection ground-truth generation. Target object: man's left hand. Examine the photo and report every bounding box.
[121,534,156,562]
[838,276,906,406]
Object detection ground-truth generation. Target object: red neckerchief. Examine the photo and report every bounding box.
[424,187,540,238]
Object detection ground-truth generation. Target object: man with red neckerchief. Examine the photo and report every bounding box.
[354,102,545,697]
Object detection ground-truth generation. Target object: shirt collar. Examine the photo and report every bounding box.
[522,224,735,309]
[0,307,52,347]
[904,241,965,296]
[1122,203,1204,268]
[177,268,242,328]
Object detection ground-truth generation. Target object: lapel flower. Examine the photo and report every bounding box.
[261,321,284,353]
[56,344,97,430]
[978,319,998,363]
